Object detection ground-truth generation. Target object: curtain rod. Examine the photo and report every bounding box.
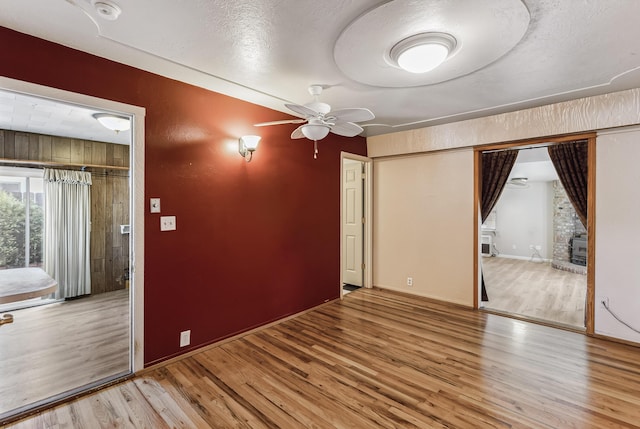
[481,139,588,154]
[0,158,130,177]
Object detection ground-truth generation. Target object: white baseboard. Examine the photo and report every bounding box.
[496,254,551,262]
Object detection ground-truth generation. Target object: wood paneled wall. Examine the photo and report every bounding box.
[0,129,130,295]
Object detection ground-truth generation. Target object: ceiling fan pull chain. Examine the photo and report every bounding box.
[314,140,318,159]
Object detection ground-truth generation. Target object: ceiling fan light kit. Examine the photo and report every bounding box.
[301,124,330,141]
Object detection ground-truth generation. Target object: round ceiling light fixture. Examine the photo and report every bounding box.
[389,32,457,74]
[94,1,122,21]
[334,0,530,87]
[92,113,131,133]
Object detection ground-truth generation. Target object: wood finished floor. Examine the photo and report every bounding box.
[0,289,129,417]
[6,288,640,428]
[482,256,587,328]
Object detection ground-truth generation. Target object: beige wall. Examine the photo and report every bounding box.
[373,149,474,306]
[595,127,640,343]
[368,87,640,344]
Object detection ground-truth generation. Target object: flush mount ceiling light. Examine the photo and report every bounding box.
[333,0,530,87]
[389,32,457,74]
[92,113,131,133]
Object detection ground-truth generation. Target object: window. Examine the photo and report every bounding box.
[0,167,44,270]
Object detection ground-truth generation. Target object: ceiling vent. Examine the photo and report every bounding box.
[93,1,121,21]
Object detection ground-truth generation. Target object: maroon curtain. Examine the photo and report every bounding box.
[481,151,519,222]
[480,150,518,301]
[547,140,588,228]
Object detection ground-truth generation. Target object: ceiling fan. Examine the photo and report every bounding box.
[507,177,529,188]
[254,85,374,158]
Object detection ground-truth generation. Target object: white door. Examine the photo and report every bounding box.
[343,160,363,286]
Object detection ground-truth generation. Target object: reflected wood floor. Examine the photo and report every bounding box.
[482,256,587,328]
[6,288,640,428]
[0,289,129,417]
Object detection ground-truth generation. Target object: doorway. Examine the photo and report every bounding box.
[475,135,595,332]
[0,77,145,422]
[480,147,587,328]
[340,153,373,297]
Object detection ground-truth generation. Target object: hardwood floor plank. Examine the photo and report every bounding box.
[6,288,640,428]
[150,366,247,428]
[229,338,387,428]
[249,332,406,428]
[0,290,130,416]
[482,257,587,328]
[133,378,206,428]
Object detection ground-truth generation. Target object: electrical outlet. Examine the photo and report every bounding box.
[160,216,176,231]
[529,244,534,250]
[600,297,609,308]
[535,245,542,250]
[512,244,517,250]
[407,277,413,287]
[180,330,191,347]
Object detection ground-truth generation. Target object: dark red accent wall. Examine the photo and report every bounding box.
[1,26,367,365]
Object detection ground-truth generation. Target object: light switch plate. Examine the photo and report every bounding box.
[160,216,176,231]
[150,198,161,213]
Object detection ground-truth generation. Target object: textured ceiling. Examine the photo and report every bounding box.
[0,91,130,145]
[510,148,558,182]
[1,0,640,142]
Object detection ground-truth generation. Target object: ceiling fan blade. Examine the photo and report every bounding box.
[254,119,306,127]
[285,103,319,117]
[327,108,375,124]
[291,125,306,139]
[330,122,364,137]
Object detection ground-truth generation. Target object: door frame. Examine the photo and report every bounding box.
[0,76,146,371]
[340,152,373,297]
[473,133,596,334]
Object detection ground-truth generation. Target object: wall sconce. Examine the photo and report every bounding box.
[92,113,131,133]
[239,135,261,162]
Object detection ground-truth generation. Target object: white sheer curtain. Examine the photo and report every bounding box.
[44,169,92,299]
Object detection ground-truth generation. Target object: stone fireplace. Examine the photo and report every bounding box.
[552,180,587,274]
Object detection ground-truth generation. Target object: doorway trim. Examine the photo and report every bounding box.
[473,133,596,334]
[0,76,146,371]
[340,152,373,297]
